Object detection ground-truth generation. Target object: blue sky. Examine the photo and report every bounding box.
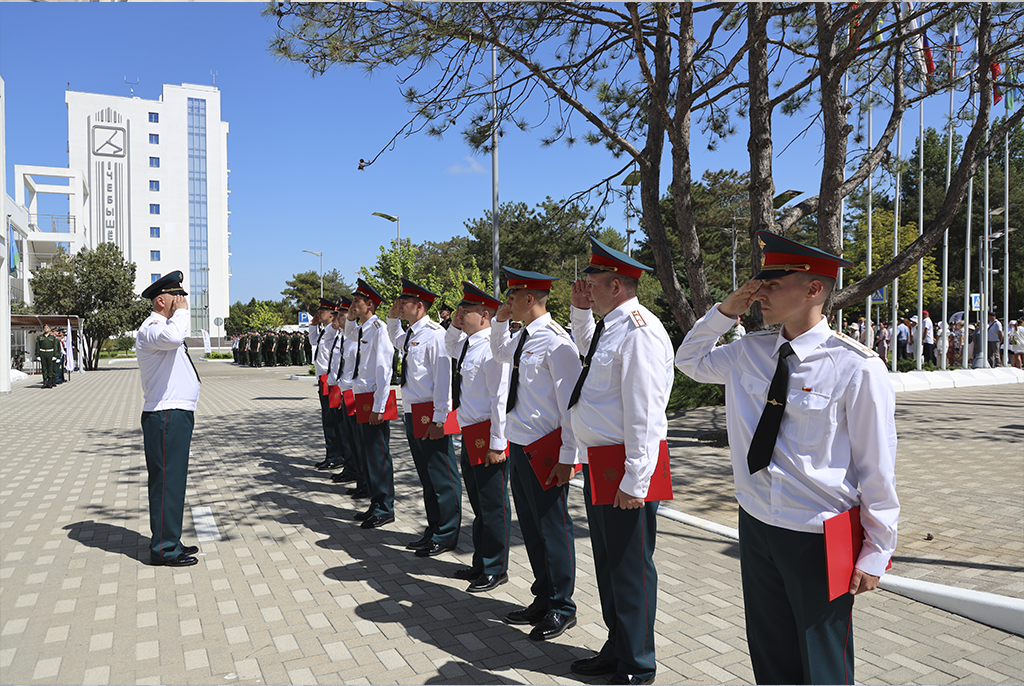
[2,3,971,303]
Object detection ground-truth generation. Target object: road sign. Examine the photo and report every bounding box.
[214,317,224,326]
[970,293,982,312]
[871,287,887,304]
[298,312,311,325]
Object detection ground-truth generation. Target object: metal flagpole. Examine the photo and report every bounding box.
[942,35,955,370]
[963,94,975,369]
[916,98,925,370]
[892,117,903,372]
[866,74,874,350]
[983,119,991,367]
[1003,120,1010,367]
[491,43,500,300]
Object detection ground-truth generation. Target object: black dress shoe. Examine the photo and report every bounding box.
[354,510,372,521]
[528,611,576,641]
[151,554,198,567]
[414,541,453,557]
[314,460,328,469]
[332,471,357,483]
[453,566,482,581]
[316,462,340,471]
[571,655,617,677]
[609,672,655,685]
[504,602,547,626]
[181,545,199,556]
[405,534,432,550]
[360,513,395,529]
[347,487,369,498]
[467,572,508,593]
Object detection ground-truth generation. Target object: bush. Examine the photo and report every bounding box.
[896,358,939,372]
[203,351,233,359]
[667,369,725,412]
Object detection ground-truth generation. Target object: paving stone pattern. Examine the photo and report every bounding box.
[1,359,1021,685]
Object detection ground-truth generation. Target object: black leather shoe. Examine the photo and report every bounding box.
[504,603,547,626]
[405,534,432,550]
[332,471,357,483]
[414,541,453,557]
[609,672,655,685]
[182,545,199,556]
[453,566,482,581]
[360,513,395,529]
[151,554,198,567]
[314,460,328,469]
[528,612,576,641]
[467,572,508,593]
[571,655,617,677]
[354,510,372,521]
[316,462,340,471]
[347,488,369,498]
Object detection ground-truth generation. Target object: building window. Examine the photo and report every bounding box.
[149,133,159,144]
[149,180,160,191]
[151,273,161,283]
[149,204,160,215]
[149,157,160,168]
[150,227,160,238]
[149,112,159,123]
[151,251,161,262]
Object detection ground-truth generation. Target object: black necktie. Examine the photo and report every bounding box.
[182,341,201,384]
[746,342,795,474]
[327,334,341,378]
[399,326,415,387]
[452,338,470,410]
[567,318,605,410]
[352,327,363,380]
[505,330,529,412]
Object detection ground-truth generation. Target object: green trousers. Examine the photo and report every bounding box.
[142,409,194,563]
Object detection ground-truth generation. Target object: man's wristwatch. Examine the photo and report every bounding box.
[434,422,444,429]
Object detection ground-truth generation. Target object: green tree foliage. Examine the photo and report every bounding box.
[246,301,286,331]
[843,209,942,317]
[281,269,352,314]
[29,243,150,370]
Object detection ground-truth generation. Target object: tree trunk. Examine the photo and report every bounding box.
[745,2,774,330]
[641,3,696,334]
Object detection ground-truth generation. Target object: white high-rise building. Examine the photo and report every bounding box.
[66,83,230,336]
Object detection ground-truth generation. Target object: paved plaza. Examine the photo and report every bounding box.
[1,358,1021,685]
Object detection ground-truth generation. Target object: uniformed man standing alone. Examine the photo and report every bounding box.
[136,271,202,567]
[568,239,673,685]
[675,232,899,685]
[37,325,58,388]
[491,267,582,641]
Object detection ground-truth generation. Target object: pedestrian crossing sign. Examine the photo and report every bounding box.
[871,287,887,304]
[970,294,982,312]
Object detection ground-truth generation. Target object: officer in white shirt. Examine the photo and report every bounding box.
[388,278,461,557]
[309,298,342,470]
[568,240,673,686]
[323,297,356,475]
[347,280,397,529]
[675,232,899,685]
[331,297,362,486]
[445,281,511,593]
[491,267,582,642]
[136,271,202,567]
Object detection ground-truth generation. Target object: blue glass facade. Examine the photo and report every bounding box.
[188,97,209,334]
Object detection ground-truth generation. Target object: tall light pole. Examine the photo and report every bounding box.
[372,212,400,245]
[302,250,323,298]
[622,170,641,257]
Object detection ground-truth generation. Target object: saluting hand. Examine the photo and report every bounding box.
[388,301,400,319]
[171,295,188,312]
[495,299,514,323]
[718,279,762,318]
[570,279,591,309]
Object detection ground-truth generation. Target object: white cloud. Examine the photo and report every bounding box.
[446,156,486,175]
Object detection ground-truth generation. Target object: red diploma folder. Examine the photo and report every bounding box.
[354,389,399,424]
[343,389,356,417]
[318,374,329,396]
[823,505,892,601]
[410,402,461,439]
[461,420,509,466]
[525,429,581,490]
[328,384,342,409]
[586,440,674,506]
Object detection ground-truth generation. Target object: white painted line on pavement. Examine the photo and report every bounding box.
[191,506,222,541]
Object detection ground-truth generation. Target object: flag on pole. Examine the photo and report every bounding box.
[950,25,962,77]
[1007,66,1016,111]
[904,3,930,86]
[991,60,1004,105]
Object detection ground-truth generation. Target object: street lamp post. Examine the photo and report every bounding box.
[302,250,323,298]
